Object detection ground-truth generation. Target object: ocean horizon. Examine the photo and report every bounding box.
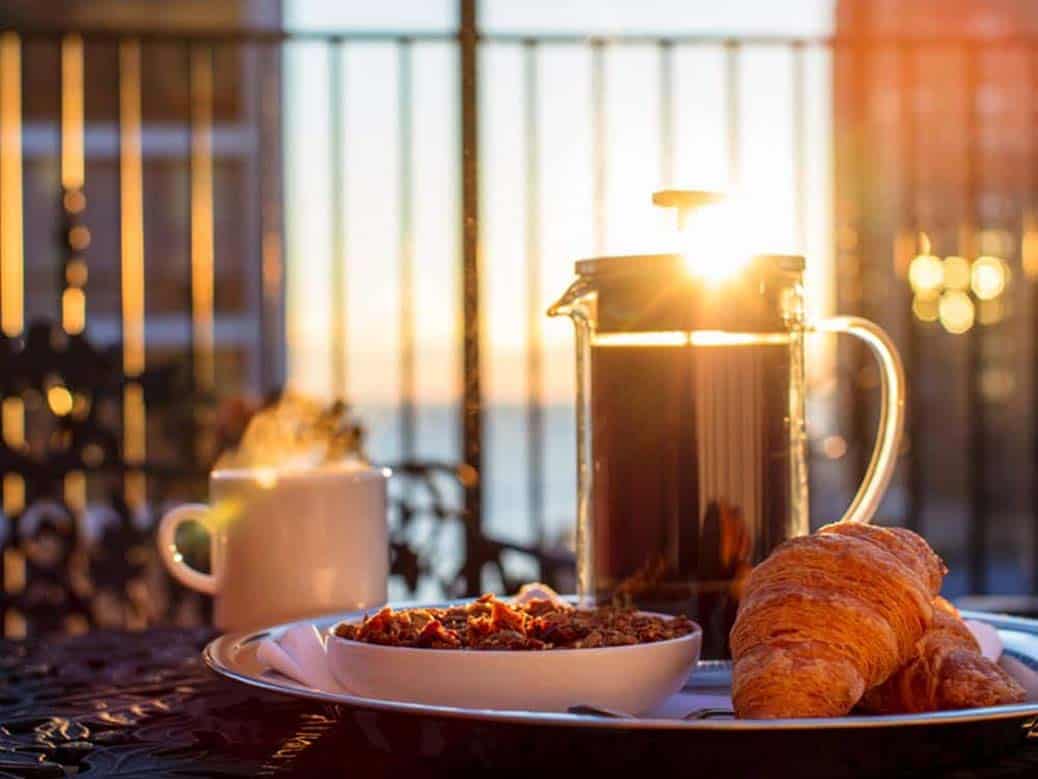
[357,401,1031,599]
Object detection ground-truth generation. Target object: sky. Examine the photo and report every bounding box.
[280,1,836,408]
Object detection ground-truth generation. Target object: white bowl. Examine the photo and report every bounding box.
[327,612,701,714]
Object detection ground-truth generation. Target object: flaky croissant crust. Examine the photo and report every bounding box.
[859,599,1025,714]
[730,523,945,719]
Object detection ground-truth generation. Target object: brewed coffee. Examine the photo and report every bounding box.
[589,334,805,658]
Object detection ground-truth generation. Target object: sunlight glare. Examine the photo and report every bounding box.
[680,197,754,283]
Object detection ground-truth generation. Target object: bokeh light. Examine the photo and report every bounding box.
[938,290,975,334]
[977,298,1005,326]
[46,385,73,416]
[980,368,1015,402]
[821,435,847,460]
[971,256,1007,301]
[908,254,943,299]
[911,294,939,322]
[942,255,970,291]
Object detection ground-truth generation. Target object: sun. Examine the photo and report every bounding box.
[679,196,755,284]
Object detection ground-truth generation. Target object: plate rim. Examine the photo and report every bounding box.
[203,606,1038,732]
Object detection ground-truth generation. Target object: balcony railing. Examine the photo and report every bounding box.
[1,9,1038,635]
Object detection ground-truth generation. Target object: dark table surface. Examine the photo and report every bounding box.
[2,628,1038,778]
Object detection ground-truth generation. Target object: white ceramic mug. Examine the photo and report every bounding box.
[158,463,389,631]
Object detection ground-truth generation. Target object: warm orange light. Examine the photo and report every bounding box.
[977,298,1005,326]
[911,294,939,323]
[908,254,943,299]
[68,225,90,251]
[190,46,216,391]
[1024,212,1038,280]
[680,199,753,284]
[1,33,24,339]
[61,34,84,191]
[61,288,85,334]
[66,259,88,287]
[119,39,145,377]
[821,435,847,459]
[938,290,975,334]
[971,256,1007,301]
[592,331,790,348]
[2,396,23,448]
[64,471,86,513]
[942,256,970,291]
[2,473,23,516]
[47,385,74,416]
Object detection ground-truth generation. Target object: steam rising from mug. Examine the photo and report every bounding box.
[215,395,365,472]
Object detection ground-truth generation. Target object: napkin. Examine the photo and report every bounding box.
[964,619,1001,662]
[256,624,344,692]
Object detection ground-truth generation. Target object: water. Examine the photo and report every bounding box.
[356,402,578,550]
[355,401,1032,602]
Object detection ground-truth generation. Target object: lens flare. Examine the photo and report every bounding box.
[680,199,753,284]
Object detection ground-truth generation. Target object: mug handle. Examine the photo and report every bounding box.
[813,316,906,525]
[157,503,218,595]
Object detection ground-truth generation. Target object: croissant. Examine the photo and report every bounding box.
[858,597,1025,714]
[730,522,945,718]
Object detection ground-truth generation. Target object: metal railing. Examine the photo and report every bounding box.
[2,4,1038,603]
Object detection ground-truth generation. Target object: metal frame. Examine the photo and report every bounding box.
[2,15,1038,601]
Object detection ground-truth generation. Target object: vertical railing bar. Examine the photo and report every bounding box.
[1030,49,1038,594]
[591,39,606,255]
[963,45,986,594]
[258,40,285,394]
[792,42,807,253]
[849,36,869,503]
[238,39,262,393]
[459,0,483,593]
[0,33,24,342]
[253,41,268,391]
[0,31,25,637]
[900,43,922,534]
[329,41,347,400]
[398,40,416,460]
[189,44,215,396]
[658,39,675,188]
[60,35,86,337]
[119,38,147,512]
[523,40,545,544]
[725,41,741,192]
[60,33,87,524]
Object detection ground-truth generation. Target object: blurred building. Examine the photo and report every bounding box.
[0,1,285,634]
[835,0,1038,593]
[1,0,285,410]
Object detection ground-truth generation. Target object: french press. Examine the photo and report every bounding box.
[548,190,905,658]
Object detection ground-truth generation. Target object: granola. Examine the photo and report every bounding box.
[333,593,696,650]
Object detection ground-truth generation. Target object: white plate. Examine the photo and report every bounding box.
[205,607,1038,731]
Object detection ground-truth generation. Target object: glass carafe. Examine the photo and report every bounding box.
[548,246,904,659]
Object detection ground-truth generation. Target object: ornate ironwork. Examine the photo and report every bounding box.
[0,320,571,637]
[0,319,208,637]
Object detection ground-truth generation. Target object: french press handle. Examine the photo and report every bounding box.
[813,317,906,524]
